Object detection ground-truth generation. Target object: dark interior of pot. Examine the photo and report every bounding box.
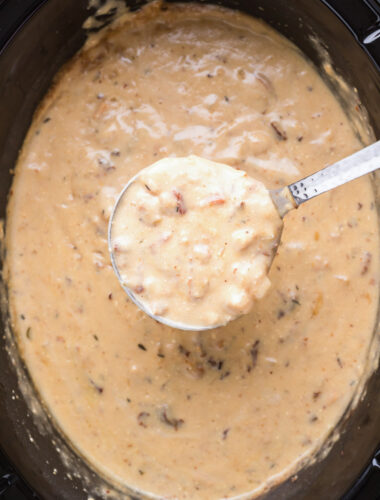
[0,1,380,499]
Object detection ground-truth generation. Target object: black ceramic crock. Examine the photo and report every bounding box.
[0,1,380,499]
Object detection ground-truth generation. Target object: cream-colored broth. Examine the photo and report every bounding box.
[5,3,379,499]
[111,155,282,328]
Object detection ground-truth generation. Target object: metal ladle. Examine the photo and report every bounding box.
[108,140,380,331]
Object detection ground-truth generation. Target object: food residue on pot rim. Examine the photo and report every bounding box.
[2,1,380,499]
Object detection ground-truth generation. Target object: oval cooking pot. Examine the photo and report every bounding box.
[0,1,380,499]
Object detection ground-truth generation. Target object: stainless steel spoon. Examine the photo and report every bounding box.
[108,140,380,331]
[271,140,380,218]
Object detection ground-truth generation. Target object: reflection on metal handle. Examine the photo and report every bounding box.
[288,140,380,206]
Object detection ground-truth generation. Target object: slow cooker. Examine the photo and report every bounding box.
[0,1,380,499]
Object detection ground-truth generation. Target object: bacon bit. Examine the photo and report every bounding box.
[270,121,287,141]
[209,197,225,206]
[137,411,150,428]
[361,251,372,275]
[216,339,225,350]
[134,285,144,294]
[200,194,226,207]
[83,193,94,202]
[363,292,372,303]
[311,292,323,317]
[173,189,186,215]
[93,100,109,118]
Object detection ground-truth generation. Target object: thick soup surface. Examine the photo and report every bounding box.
[5,3,379,499]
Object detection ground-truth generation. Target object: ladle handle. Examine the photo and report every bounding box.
[288,140,380,206]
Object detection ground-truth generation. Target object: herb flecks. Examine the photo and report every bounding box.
[207,356,224,371]
[220,370,230,380]
[246,340,260,373]
[270,121,287,141]
[89,378,104,394]
[277,309,285,319]
[159,406,184,431]
[178,344,190,357]
[222,428,230,440]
